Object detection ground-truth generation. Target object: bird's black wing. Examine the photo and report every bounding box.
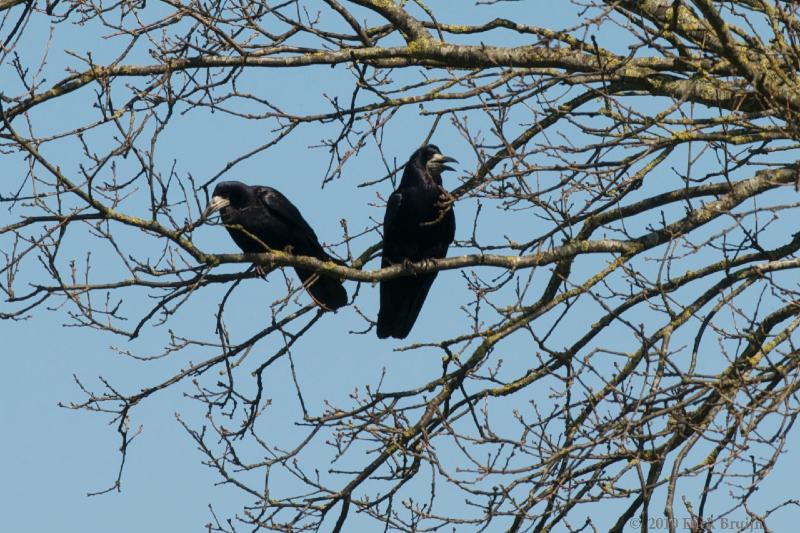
[255,186,327,258]
[381,189,406,253]
[377,188,440,338]
[254,186,347,311]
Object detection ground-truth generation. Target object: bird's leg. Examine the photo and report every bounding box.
[254,245,276,278]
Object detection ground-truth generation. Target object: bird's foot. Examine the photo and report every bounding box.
[401,258,435,274]
[401,258,417,273]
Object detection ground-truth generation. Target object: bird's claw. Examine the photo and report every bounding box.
[400,258,435,274]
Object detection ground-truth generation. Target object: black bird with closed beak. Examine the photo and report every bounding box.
[377,144,457,339]
[205,181,347,311]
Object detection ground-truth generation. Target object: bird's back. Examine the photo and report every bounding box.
[221,186,327,258]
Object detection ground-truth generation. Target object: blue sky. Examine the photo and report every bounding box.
[2,1,798,532]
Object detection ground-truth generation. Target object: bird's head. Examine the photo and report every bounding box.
[420,144,457,175]
[204,181,255,218]
[404,144,458,186]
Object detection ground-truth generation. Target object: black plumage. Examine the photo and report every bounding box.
[205,181,347,311]
[377,145,457,339]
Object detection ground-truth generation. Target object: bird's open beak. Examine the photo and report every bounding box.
[203,195,230,219]
[431,153,458,172]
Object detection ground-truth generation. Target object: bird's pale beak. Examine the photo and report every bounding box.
[430,153,458,172]
[203,195,230,218]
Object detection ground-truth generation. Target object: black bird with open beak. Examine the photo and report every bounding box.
[377,144,458,339]
[205,181,347,311]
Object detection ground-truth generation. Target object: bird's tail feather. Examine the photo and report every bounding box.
[377,274,436,339]
[295,268,347,311]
